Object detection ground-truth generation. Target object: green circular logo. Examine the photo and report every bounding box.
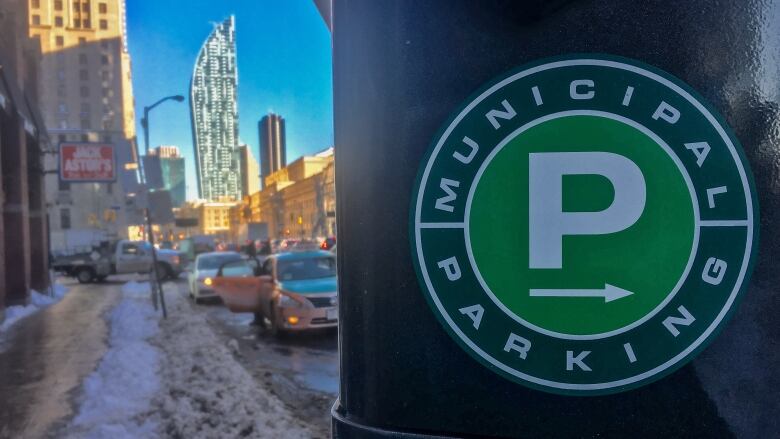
[410,55,758,395]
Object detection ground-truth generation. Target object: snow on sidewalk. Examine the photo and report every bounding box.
[64,280,313,438]
[65,280,161,439]
[154,284,312,438]
[0,282,68,332]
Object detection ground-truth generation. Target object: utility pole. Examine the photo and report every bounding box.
[139,94,184,318]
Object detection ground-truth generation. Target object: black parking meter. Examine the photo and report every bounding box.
[332,1,780,437]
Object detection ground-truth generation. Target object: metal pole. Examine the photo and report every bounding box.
[141,106,167,318]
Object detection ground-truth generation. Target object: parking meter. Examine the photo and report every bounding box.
[332,1,780,437]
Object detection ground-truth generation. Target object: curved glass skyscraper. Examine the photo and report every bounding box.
[190,16,240,201]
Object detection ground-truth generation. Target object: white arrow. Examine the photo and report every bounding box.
[529,284,634,303]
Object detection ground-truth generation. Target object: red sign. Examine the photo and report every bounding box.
[59,143,116,182]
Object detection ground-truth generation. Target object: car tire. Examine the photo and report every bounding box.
[76,268,95,284]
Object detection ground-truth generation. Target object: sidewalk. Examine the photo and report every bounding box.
[0,280,121,438]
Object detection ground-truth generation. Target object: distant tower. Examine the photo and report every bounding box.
[150,146,186,207]
[258,113,286,188]
[238,144,260,197]
[190,16,240,201]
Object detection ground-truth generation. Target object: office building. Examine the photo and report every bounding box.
[150,145,186,207]
[258,113,286,188]
[190,16,240,201]
[28,0,140,250]
[238,143,260,197]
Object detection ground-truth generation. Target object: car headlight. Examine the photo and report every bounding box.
[203,277,213,286]
[279,294,301,308]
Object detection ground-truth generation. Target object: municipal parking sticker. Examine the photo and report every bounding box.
[410,54,758,395]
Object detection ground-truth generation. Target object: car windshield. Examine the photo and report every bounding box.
[277,256,337,281]
[198,253,242,270]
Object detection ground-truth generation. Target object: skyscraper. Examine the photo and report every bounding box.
[259,113,286,188]
[238,144,260,197]
[29,0,139,249]
[150,146,186,207]
[190,16,240,201]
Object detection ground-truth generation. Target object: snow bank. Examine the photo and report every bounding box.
[155,286,312,438]
[0,286,70,332]
[67,281,161,438]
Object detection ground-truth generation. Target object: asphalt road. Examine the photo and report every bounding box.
[168,277,339,434]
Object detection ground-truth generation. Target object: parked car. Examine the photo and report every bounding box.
[213,250,338,335]
[51,239,183,283]
[188,251,244,304]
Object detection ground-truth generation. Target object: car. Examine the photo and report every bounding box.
[212,250,338,335]
[188,251,244,304]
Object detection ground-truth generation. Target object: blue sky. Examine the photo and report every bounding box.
[126,0,333,200]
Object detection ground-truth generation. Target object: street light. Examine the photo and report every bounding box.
[141,94,185,158]
[139,94,184,319]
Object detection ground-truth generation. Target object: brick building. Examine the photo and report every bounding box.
[0,0,52,321]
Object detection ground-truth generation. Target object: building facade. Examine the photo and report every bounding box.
[0,0,51,318]
[29,0,140,251]
[150,145,185,207]
[252,149,334,239]
[238,143,259,198]
[258,113,286,189]
[190,16,240,201]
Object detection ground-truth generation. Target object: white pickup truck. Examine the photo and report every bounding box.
[52,239,184,283]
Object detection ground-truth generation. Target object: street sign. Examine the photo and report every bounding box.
[59,143,116,182]
[410,54,759,395]
[148,190,175,225]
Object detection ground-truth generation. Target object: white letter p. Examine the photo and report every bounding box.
[529,152,646,269]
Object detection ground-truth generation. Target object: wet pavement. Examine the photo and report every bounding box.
[0,279,122,438]
[169,279,339,432]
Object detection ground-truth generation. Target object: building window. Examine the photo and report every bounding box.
[80,102,90,115]
[58,102,67,113]
[32,0,40,8]
[100,55,109,65]
[55,16,63,27]
[56,36,64,46]
[73,1,79,11]
[102,119,113,130]
[60,209,71,229]
[81,119,91,129]
[98,2,106,13]
[79,53,87,64]
[58,178,70,191]
[79,69,88,80]
[99,19,108,30]
[83,19,90,28]
[100,40,109,49]
[54,0,63,11]
[56,69,66,81]
[74,18,81,28]
[79,86,89,97]
[100,70,109,81]
[32,15,40,25]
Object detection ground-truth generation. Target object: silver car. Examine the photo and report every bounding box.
[188,251,243,304]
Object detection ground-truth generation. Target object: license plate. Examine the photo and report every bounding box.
[327,308,338,321]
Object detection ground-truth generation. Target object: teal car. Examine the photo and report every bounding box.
[251,250,338,334]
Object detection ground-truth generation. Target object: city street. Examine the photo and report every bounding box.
[0,276,337,438]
